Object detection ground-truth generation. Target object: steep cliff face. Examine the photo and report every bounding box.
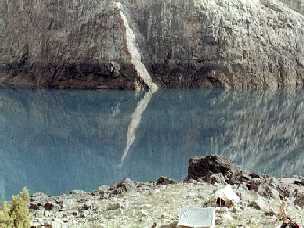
[0,0,139,89]
[0,0,304,89]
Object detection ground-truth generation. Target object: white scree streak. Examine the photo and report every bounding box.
[114,2,158,166]
[114,2,158,92]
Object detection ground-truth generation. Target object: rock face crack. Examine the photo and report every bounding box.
[114,2,158,92]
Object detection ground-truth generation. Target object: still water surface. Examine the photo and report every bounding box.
[0,89,304,200]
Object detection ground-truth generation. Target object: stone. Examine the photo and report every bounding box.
[265,209,276,217]
[215,185,240,208]
[160,221,178,228]
[280,220,301,228]
[294,180,304,186]
[246,181,260,192]
[107,203,121,211]
[248,201,262,210]
[248,197,268,211]
[31,192,48,202]
[44,202,54,211]
[258,183,274,198]
[98,185,110,192]
[249,173,261,179]
[209,173,226,185]
[80,210,90,218]
[222,213,234,224]
[61,199,76,210]
[110,178,136,195]
[156,176,177,185]
[294,191,304,208]
[271,188,281,200]
[187,156,241,184]
[29,203,40,210]
[70,190,85,194]
[187,179,198,184]
[82,204,91,211]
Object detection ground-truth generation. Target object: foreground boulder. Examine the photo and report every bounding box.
[0,0,304,89]
[186,155,304,209]
[187,156,241,184]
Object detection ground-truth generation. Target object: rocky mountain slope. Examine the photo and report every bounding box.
[0,0,304,89]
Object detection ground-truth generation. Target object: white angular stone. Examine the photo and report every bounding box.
[215,185,240,206]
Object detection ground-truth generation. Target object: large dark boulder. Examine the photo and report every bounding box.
[187,156,241,184]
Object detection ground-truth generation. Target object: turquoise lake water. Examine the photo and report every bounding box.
[0,89,304,200]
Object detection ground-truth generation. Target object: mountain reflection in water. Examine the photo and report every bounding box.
[0,89,303,200]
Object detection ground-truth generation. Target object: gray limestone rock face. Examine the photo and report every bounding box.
[0,0,304,89]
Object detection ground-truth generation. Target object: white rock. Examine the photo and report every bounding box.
[215,185,240,206]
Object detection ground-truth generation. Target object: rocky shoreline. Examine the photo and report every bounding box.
[29,156,304,228]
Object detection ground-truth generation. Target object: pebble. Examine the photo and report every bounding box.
[44,202,54,211]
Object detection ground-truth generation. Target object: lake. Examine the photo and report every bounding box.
[0,89,304,200]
